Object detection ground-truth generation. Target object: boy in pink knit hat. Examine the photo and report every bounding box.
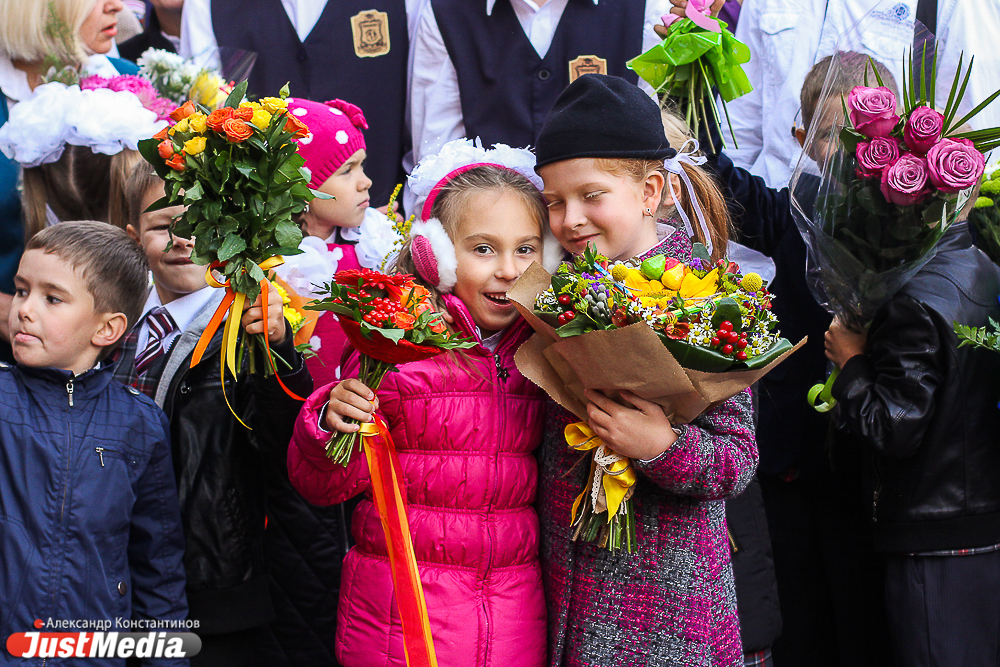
[277,98,396,387]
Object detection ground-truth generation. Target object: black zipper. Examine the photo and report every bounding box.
[872,452,882,523]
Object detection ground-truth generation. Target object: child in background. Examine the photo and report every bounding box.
[533,74,757,667]
[276,98,396,388]
[287,140,562,667]
[117,166,312,667]
[0,222,188,659]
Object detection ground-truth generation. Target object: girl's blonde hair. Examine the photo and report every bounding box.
[390,165,548,313]
[0,0,94,65]
[593,153,730,263]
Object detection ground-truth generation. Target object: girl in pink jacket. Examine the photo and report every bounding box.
[287,140,561,667]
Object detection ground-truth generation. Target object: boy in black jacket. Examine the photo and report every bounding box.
[115,166,312,667]
[825,212,1000,666]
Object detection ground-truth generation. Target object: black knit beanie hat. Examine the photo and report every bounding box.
[534,74,676,170]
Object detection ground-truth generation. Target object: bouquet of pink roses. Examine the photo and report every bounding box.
[789,49,1000,410]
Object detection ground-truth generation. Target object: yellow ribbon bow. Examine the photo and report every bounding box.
[565,421,637,524]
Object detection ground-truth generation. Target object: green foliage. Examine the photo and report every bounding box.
[138,89,322,303]
[955,319,1000,352]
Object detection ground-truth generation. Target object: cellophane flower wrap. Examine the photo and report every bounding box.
[305,268,476,463]
[789,48,1000,411]
[137,81,322,401]
[627,0,752,151]
[509,245,801,552]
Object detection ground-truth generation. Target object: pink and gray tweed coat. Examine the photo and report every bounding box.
[537,229,759,667]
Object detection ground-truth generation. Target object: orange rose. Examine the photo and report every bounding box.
[429,316,447,334]
[153,126,169,141]
[283,114,310,139]
[206,107,234,132]
[232,106,253,122]
[157,140,175,159]
[392,312,416,330]
[169,101,196,122]
[222,118,253,143]
[165,153,186,171]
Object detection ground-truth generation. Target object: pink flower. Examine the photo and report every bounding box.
[108,75,156,97]
[79,75,110,91]
[856,136,900,178]
[903,106,945,154]
[879,154,931,206]
[848,86,899,138]
[925,138,985,194]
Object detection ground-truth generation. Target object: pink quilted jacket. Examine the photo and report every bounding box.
[287,296,547,667]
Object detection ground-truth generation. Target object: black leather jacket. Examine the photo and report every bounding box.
[832,224,1000,553]
[160,325,311,634]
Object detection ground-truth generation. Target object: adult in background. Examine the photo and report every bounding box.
[723,0,1000,188]
[181,0,420,209]
[119,0,184,60]
[406,0,675,215]
[0,0,137,358]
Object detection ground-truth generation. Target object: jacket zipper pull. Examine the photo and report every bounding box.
[95,447,105,467]
[872,488,880,523]
[66,379,74,407]
[494,355,509,382]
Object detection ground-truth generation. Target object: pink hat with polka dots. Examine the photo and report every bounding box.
[287,98,368,189]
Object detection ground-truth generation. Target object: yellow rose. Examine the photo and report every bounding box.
[183,136,207,155]
[261,97,288,114]
[173,117,190,133]
[251,109,272,130]
[188,113,207,134]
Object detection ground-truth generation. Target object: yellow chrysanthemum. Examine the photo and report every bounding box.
[183,136,207,155]
[251,109,273,130]
[284,306,305,333]
[273,282,291,305]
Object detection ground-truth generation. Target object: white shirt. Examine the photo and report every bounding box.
[724,0,1000,188]
[181,0,421,63]
[405,0,672,211]
[136,286,218,355]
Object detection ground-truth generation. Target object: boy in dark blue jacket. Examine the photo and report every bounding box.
[0,221,188,666]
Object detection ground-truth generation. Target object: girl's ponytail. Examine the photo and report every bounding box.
[675,161,730,262]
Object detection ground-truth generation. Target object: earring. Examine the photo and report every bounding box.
[645,207,652,216]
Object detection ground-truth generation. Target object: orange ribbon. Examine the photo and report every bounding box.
[360,416,439,667]
[189,258,304,428]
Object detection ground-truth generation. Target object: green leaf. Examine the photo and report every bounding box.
[947,86,1000,137]
[217,234,247,262]
[225,80,248,109]
[945,55,974,132]
[691,242,711,265]
[943,52,964,123]
[274,220,302,248]
[660,336,734,372]
[839,127,864,153]
[740,338,793,370]
[183,181,204,203]
[710,296,742,331]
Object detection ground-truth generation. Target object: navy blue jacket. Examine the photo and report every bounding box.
[0,360,188,666]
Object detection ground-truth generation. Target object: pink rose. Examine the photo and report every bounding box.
[925,138,985,193]
[903,106,945,154]
[848,86,899,138]
[879,154,931,206]
[856,136,900,178]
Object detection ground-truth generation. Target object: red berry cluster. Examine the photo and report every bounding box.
[556,293,577,326]
[362,297,406,327]
[710,321,750,361]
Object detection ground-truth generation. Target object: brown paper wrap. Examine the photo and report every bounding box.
[509,262,806,424]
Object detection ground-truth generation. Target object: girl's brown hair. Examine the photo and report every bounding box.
[390,165,548,315]
[593,156,730,262]
[22,146,115,240]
